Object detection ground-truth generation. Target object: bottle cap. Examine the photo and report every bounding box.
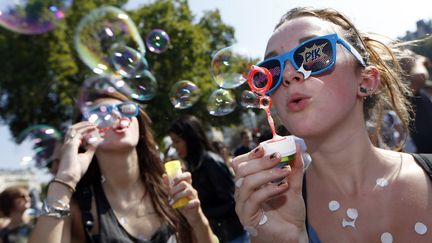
[260,136,296,157]
[164,160,182,178]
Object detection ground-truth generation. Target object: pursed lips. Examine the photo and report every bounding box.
[287,93,311,112]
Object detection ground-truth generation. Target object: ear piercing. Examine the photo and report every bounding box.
[360,86,372,94]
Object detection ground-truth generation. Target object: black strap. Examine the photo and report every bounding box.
[412,153,432,179]
[302,173,309,233]
[75,185,95,243]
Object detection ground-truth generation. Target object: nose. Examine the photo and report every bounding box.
[110,108,123,119]
[281,61,305,87]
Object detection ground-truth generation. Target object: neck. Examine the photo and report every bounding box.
[304,110,382,195]
[96,148,142,194]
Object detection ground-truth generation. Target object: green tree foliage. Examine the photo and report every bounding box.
[0,0,248,144]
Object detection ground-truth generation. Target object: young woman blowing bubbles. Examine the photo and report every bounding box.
[232,7,432,243]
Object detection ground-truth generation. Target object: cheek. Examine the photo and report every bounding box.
[130,118,140,140]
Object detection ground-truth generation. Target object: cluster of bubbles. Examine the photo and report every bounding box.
[207,44,265,116]
[73,6,171,120]
[16,125,62,168]
[3,2,264,166]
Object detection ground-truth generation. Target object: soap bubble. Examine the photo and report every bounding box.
[169,80,201,109]
[240,90,260,108]
[74,6,145,75]
[0,0,73,34]
[17,125,61,168]
[115,70,158,101]
[78,75,119,118]
[207,88,236,116]
[109,44,149,78]
[146,29,170,54]
[211,45,252,89]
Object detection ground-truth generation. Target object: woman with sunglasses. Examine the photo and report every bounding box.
[29,91,217,243]
[232,7,432,243]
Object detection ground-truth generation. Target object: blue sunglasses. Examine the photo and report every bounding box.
[254,33,366,95]
[86,102,139,128]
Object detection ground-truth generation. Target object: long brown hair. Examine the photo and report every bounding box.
[76,91,194,243]
[275,7,413,149]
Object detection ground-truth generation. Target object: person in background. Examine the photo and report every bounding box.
[402,52,432,153]
[29,91,217,243]
[233,129,255,157]
[232,7,432,242]
[168,115,249,243]
[0,185,34,243]
[212,140,234,175]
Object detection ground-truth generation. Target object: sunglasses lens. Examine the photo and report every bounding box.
[87,106,116,128]
[258,59,281,90]
[117,103,138,117]
[294,39,333,73]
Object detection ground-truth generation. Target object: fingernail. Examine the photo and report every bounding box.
[168,198,174,205]
[280,164,290,169]
[277,181,286,186]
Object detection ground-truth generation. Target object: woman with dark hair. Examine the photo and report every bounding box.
[29,91,217,243]
[168,115,249,243]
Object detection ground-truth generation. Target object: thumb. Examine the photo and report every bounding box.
[83,144,97,161]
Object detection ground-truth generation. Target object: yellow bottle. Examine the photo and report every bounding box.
[164,160,189,209]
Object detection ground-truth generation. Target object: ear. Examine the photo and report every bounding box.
[358,66,380,98]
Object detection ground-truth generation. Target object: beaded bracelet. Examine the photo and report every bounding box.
[49,178,76,193]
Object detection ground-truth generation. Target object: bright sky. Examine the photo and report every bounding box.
[0,0,431,178]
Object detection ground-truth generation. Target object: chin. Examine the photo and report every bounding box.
[286,121,319,138]
[99,141,137,151]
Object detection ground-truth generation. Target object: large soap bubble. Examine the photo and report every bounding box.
[17,125,61,168]
[78,75,119,119]
[211,45,252,89]
[109,44,149,78]
[0,0,73,34]
[115,70,158,101]
[207,88,236,116]
[74,6,145,76]
[169,80,201,109]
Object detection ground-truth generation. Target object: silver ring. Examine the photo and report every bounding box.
[258,212,268,226]
[68,130,76,139]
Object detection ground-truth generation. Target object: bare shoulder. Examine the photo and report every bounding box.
[377,149,430,188]
[398,152,431,190]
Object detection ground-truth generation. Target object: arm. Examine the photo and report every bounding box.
[29,183,73,243]
[29,123,99,243]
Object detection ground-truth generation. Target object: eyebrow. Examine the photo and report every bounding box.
[263,34,319,60]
